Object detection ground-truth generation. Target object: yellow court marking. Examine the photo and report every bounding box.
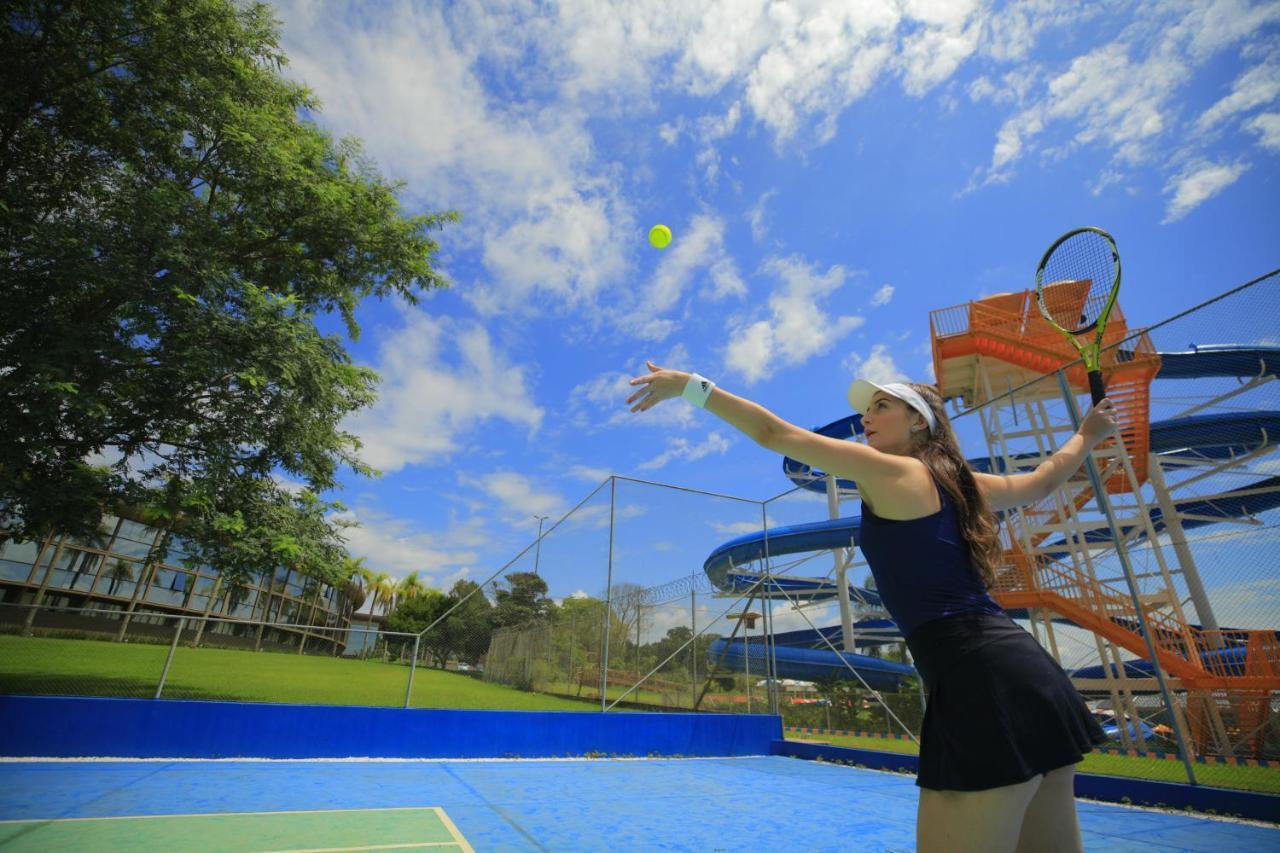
[432,808,475,853]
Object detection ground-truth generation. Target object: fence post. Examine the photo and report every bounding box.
[404,634,421,709]
[1056,370,1198,785]
[690,586,697,710]
[600,477,617,711]
[761,503,780,715]
[155,617,186,699]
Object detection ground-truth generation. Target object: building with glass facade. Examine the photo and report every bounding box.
[0,513,357,654]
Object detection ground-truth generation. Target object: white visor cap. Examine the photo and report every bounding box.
[847,380,937,435]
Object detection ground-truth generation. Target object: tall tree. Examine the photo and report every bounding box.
[384,587,450,665]
[491,572,553,629]
[0,0,455,546]
[442,579,493,666]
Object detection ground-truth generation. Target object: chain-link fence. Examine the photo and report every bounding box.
[1,273,1277,794]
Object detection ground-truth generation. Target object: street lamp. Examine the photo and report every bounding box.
[533,515,550,575]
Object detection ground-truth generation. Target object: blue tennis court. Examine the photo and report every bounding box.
[2,756,1276,852]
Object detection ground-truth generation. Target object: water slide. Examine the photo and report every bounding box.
[705,346,1280,686]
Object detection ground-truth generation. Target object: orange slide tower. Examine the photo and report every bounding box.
[929,289,1280,760]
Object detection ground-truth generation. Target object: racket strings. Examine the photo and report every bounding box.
[1039,231,1118,332]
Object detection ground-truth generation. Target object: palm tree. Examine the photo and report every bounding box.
[395,571,424,606]
[342,557,371,615]
[370,572,396,616]
[104,560,135,597]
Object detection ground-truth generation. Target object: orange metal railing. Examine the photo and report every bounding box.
[930,289,1161,492]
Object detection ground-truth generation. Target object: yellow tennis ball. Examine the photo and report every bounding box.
[648,224,672,249]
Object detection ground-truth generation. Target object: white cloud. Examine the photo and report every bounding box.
[636,431,732,470]
[967,75,998,102]
[987,42,1182,180]
[744,4,901,145]
[843,344,908,384]
[566,464,613,483]
[895,0,984,96]
[971,2,1280,192]
[724,255,865,384]
[275,1,632,318]
[1194,60,1280,134]
[1161,159,1250,223]
[271,475,308,496]
[870,284,895,307]
[330,505,479,586]
[617,214,744,340]
[747,189,778,242]
[679,0,986,147]
[344,309,543,472]
[978,0,1084,62]
[480,471,567,524]
[1245,112,1280,150]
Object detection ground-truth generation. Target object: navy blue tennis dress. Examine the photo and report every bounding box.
[860,474,1106,791]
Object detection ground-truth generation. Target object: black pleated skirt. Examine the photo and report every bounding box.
[905,612,1108,792]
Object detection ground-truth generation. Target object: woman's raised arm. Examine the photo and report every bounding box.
[973,398,1118,511]
[627,361,916,490]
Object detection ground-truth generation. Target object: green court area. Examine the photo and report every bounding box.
[784,729,1280,794]
[0,807,472,853]
[0,634,595,711]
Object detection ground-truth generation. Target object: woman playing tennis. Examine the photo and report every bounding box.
[627,361,1115,853]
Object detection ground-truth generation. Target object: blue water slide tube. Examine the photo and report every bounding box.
[706,637,915,689]
[1039,473,1280,560]
[1069,644,1263,682]
[765,622,901,650]
[1121,344,1280,380]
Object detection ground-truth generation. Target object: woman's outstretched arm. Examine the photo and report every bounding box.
[973,398,1119,511]
[627,360,915,490]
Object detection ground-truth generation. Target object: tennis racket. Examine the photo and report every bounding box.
[1034,227,1121,405]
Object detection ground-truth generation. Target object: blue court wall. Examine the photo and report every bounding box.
[0,695,780,759]
[770,740,1280,824]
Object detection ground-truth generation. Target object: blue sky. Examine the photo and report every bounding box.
[267,1,1280,605]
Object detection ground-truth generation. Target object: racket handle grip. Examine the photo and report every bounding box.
[1088,371,1106,406]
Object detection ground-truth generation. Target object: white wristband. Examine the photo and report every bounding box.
[682,373,716,408]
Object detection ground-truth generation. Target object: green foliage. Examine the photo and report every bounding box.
[384,580,495,668]
[175,478,352,591]
[640,626,720,676]
[442,580,493,665]
[492,572,553,628]
[385,587,451,660]
[0,1,455,588]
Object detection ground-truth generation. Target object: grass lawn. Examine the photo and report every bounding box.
[783,729,1280,794]
[0,634,600,711]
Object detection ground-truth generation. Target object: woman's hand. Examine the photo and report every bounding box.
[1079,397,1119,448]
[627,360,689,413]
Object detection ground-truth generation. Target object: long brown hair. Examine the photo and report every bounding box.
[904,383,1003,588]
